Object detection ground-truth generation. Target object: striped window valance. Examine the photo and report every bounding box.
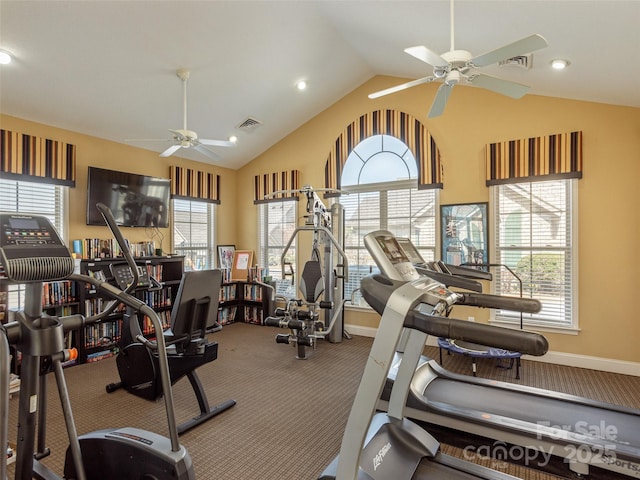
[485,131,583,185]
[170,165,221,204]
[0,129,76,187]
[253,170,301,204]
[324,110,443,194]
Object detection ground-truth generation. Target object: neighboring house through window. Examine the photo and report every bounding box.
[491,179,577,330]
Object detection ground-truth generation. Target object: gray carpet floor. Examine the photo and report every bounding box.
[6,322,640,479]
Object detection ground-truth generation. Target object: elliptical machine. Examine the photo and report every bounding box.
[0,203,195,480]
[264,185,349,359]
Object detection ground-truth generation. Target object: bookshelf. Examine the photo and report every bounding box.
[77,255,184,364]
[218,281,274,326]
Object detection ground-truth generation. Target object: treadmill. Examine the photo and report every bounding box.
[370,230,640,479]
[319,236,549,479]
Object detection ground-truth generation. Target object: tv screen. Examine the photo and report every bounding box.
[86,167,170,228]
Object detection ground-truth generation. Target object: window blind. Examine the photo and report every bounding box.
[492,180,575,327]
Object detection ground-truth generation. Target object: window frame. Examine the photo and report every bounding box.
[171,198,216,271]
[0,178,68,309]
[490,179,578,333]
[258,199,298,298]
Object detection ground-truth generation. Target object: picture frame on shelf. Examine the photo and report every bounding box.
[217,245,235,271]
[440,202,488,267]
[231,250,253,281]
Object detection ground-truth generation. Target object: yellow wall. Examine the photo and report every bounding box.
[1,114,238,250]
[3,75,640,364]
[236,76,640,364]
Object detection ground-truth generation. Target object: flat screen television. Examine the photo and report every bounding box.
[86,167,170,228]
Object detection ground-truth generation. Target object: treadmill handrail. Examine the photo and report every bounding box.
[404,311,548,357]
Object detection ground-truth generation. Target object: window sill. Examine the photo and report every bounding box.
[489,319,580,335]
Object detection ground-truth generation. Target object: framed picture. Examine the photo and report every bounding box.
[231,250,254,281]
[217,245,235,270]
[440,202,488,267]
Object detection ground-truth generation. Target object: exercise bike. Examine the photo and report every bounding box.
[0,203,195,480]
[105,263,235,435]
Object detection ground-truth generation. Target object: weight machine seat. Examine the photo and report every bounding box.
[299,260,324,303]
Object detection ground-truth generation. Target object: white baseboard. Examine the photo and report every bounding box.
[345,323,640,377]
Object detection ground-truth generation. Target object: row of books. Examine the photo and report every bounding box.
[83,321,122,348]
[218,306,237,325]
[220,284,237,302]
[72,238,157,260]
[243,283,264,302]
[42,280,77,307]
[85,349,117,363]
[140,286,172,309]
[243,306,265,325]
[84,298,124,317]
[140,310,172,336]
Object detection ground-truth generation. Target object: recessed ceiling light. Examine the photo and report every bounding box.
[296,80,307,91]
[550,59,570,70]
[228,135,238,144]
[0,50,13,65]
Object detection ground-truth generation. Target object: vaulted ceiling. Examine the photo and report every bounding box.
[1,1,638,169]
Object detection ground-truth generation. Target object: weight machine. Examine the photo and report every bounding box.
[264,185,349,359]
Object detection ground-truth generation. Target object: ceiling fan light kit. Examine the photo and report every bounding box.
[369,0,548,118]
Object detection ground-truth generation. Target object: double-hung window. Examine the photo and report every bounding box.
[340,135,437,306]
[258,201,298,298]
[0,178,67,308]
[172,199,215,270]
[491,179,577,330]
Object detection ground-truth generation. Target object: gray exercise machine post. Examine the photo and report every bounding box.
[264,185,349,359]
[319,262,548,478]
[0,204,195,480]
[368,230,640,479]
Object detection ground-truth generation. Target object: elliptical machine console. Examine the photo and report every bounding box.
[0,205,195,480]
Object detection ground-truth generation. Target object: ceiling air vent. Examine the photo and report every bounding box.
[498,54,532,70]
[236,116,263,133]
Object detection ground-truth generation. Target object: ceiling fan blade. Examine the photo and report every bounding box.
[428,83,453,118]
[404,46,449,68]
[199,139,235,147]
[160,144,181,158]
[470,34,548,67]
[368,76,436,99]
[193,144,221,160]
[469,73,530,99]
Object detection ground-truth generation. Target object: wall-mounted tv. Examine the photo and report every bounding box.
[86,167,171,228]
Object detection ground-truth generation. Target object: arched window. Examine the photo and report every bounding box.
[338,135,437,306]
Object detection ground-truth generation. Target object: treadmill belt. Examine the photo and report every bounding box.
[425,377,640,449]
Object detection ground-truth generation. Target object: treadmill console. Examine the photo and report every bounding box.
[0,213,74,282]
[364,230,420,281]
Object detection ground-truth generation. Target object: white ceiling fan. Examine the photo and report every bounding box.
[369,0,548,118]
[133,69,235,160]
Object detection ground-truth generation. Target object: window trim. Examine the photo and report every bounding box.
[171,198,216,270]
[489,179,578,333]
[258,199,298,298]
